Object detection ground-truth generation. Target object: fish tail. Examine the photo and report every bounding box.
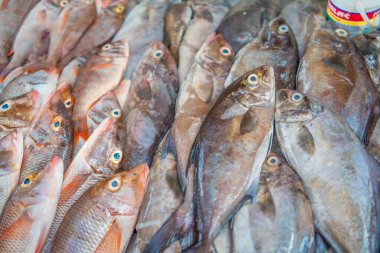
[74,119,90,145]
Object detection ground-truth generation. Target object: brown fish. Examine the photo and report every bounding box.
[123,41,179,170]
[51,164,149,253]
[0,157,63,253]
[297,25,380,144]
[72,39,128,144]
[41,117,124,252]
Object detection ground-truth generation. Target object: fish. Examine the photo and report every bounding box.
[123,41,179,170]
[0,0,40,70]
[144,65,276,253]
[297,25,380,145]
[47,0,97,67]
[178,0,229,83]
[231,152,315,253]
[368,120,380,163]
[0,90,40,139]
[72,39,128,144]
[280,0,325,57]
[0,0,67,77]
[113,78,130,111]
[217,0,281,53]
[51,164,149,253]
[0,130,23,215]
[0,156,63,253]
[164,1,192,63]
[57,57,86,88]
[41,117,124,252]
[275,89,377,253]
[223,17,298,90]
[60,0,128,67]
[113,0,168,80]
[172,32,234,189]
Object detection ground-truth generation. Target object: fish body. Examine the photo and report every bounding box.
[123,41,179,170]
[57,57,86,88]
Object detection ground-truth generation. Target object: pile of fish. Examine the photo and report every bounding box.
[0,0,379,252]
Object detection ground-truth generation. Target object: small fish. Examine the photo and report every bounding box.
[57,57,86,88]
[0,130,23,215]
[123,41,179,170]
[72,39,128,144]
[51,164,149,253]
[41,117,124,252]
[0,157,64,253]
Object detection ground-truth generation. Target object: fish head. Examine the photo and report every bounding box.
[48,0,69,8]
[0,130,23,176]
[104,0,127,16]
[259,17,297,51]
[275,89,324,123]
[98,39,129,59]
[310,24,351,54]
[58,83,75,113]
[147,41,178,77]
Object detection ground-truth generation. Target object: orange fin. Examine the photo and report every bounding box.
[1,0,10,9]
[60,11,70,31]
[74,119,90,145]
[88,62,114,71]
[95,222,122,253]
[35,223,50,253]
[38,10,47,24]
[61,172,90,203]
[7,48,14,57]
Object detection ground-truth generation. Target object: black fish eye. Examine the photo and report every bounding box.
[0,102,10,111]
[111,109,121,118]
[219,47,231,56]
[291,93,303,102]
[267,156,279,166]
[278,25,289,33]
[23,178,31,185]
[153,50,163,59]
[247,74,259,86]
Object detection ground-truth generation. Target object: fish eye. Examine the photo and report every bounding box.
[267,156,279,166]
[83,0,93,4]
[110,150,123,164]
[114,5,125,13]
[0,101,11,111]
[102,44,112,51]
[219,47,232,56]
[107,176,121,192]
[291,93,303,102]
[51,116,63,132]
[110,109,121,119]
[64,98,74,109]
[278,24,289,33]
[60,0,68,7]
[153,50,163,59]
[335,29,348,37]
[247,74,259,86]
[21,174,35,188]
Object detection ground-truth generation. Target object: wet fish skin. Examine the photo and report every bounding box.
[223,17,298,90]
[297,25,380,144]
[51,164,149,253]
[231,152,315,253]
[123,41,179,170]
[0,156,64,253]
[275,89,377,253]
[0,130,23,215]
[42,117,124,253]
[57,57,86,88]
[72,39,128,144]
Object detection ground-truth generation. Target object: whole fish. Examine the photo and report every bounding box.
[113,0,167,80]
[223,17,298,90]
[0,90,39,139]
[172,32,234,188]
[47,0,97,66]
[57,57,86,88]
[297,25,380,144]
[0,130,23,215]
[0,157,63,253]
[60,0,128,66]
[217,0,281,53]
[144,66,276,252]
[280,0,325,57]
[178,0,229,83]
[275,89,377,253]
[123,41,179,170]
[0,0,40,70]
[0,0,67,77]
[41,117,124,252]
[72,39,128,144]
[231,152,315,253]
[51,164,149,253]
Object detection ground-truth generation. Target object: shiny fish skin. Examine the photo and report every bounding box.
[231,152,315,253]
[0,157,63,253]
[123,41,179,170]
[57,57,86,88]
[42,117,124,253]
[0,130,23,215]
[297,25,380,144]
[275,89,377,253]
[51,164,149,253]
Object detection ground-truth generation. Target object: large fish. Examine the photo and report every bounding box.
[297,25,380,144]
[231,152,315,253]
[0,0,67,77]
[173,32,234,188]
[223,17,298,90]
[51,164,149,253]
[41,117,124,252]
[60,0,128,66]
[0,130,23,215]
[113,0,167,80]
[144,66,276,252]
[0,0,40,70]
[178,0,229,83]
[0,157,63,253]
[72,39,128,144]
[47,0,97,66]
[123,41,179,170]
[275,89,377,253]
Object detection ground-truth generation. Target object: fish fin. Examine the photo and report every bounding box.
[240,108,258,135]
[95,222,122,253]
[0,0,9,9]
[298,126,315,155]
[35,223,51,253]
[7,48,14,57]
[60,10,69,31]
[74,119,90,145]
[38,10,47,24]
[88,62,114,71]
